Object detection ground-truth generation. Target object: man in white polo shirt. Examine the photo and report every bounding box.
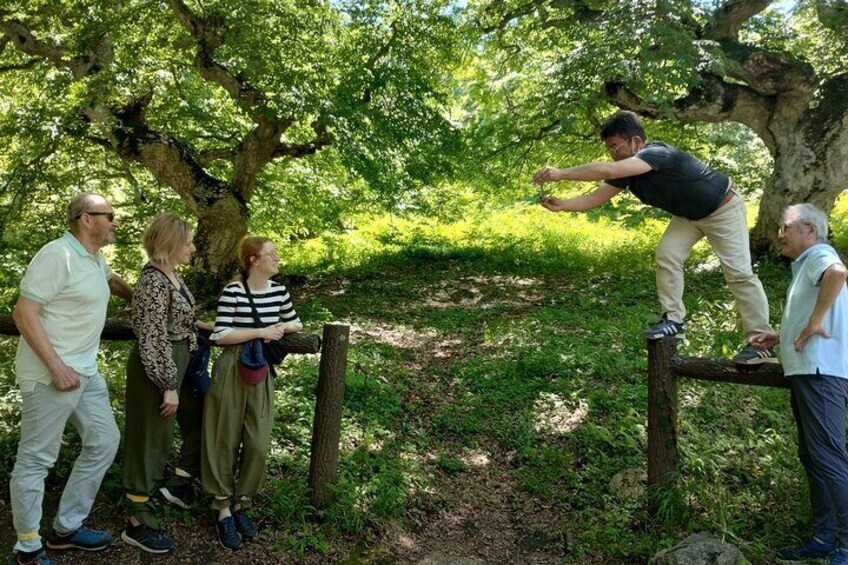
[751,203,848,565]
[9,193,132,565]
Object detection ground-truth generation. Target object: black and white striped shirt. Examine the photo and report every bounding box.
[211,280,300,341]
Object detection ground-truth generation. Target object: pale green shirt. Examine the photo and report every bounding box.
[779,243,848,378]
[14,231,113,391]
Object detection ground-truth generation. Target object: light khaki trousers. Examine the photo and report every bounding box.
[201,346,274,510]
[655,193,772,338]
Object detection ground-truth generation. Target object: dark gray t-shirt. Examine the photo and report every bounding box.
[606,142,729,220]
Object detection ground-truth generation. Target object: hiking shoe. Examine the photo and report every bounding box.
[159,483,195,509]
[217,516,241,551]
[777,537,835,560]
[733,345,779,365]
[120,524,174,554]
[13,549,52,565]
[233,509,258,541]
[831,549,848,565]
[44,525,112,551]
[643,314,685,340]
[127,499,161,531]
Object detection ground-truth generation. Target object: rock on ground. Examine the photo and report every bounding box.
[650,533,750,565]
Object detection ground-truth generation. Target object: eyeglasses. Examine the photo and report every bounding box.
[606,138,632,156]
[778,221,810,236]
[75,211,115,222]
[257,252,279,260]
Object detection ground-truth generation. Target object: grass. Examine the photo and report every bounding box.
[0,196,834,562]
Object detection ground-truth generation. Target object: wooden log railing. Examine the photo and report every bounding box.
[0,315,349,508]
[647,337,788,515]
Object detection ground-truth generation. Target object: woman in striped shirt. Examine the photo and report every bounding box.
[201,236,302,550]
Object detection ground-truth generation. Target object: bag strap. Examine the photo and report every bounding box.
[241,279,265,329]
[242,279,279,378]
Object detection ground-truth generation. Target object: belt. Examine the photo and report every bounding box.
[718,180,736,208]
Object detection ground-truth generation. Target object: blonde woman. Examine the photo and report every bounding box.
[203,236,302,550]
[121,213,212,554]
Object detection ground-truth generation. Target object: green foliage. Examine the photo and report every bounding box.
[0,0,467,265]
[5,198,848,561]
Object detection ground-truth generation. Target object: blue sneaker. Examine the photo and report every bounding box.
[121,523,174,554]
[777,537,836,560]
[216,516,241,551]
[831,549,848,565]
[44,525,113,551]
[233,508,258,541]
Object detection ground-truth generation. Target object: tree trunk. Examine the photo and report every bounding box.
[751,74,848,255]
[190,196,249,306]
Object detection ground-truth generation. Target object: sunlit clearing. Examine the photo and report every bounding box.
[351,321,438,350]
[533,392,589,435]
[459,448,491,467]
[423,275,543,310]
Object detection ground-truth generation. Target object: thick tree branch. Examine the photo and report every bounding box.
[0,20,112,78]
[0,21,66,68]
[166,0,301,198]
[104,94,235,211]
[272,122,332,159]
[274,141,328,159]
[703,0,774,41]
[605,76,777,151]
[166,0,277,124]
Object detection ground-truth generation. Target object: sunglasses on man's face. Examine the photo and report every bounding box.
[75,211,115,222]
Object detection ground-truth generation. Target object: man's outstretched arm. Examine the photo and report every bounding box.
[540,183,622,213]
[533,157,652,184]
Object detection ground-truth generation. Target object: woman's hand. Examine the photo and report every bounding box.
[160,389,179,418]
[261,323,286,342]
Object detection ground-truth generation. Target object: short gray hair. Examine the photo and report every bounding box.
[67,193,107,224]
[784,203,829,242]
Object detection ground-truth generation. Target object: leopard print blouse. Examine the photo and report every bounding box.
[131,264,199,392]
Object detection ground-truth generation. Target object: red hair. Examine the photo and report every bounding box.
[238,236,272,280]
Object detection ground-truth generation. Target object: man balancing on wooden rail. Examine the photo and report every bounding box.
[750,204,848,565]
[532,110,775,365]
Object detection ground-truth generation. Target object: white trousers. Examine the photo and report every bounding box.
[10,372,119,553]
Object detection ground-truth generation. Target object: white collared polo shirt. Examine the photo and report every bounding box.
[780,243,848,378]
[15,231,113,391]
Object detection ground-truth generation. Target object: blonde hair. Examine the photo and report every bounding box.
[142,213,193,265]
[238,236,273,280]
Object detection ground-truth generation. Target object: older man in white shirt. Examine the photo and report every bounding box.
[752,203,848,565]
[10,193,131,565]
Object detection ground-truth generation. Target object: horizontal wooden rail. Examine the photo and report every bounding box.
[0,315,321,354]
[670,356,788,388]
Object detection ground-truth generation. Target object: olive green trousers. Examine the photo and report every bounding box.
[201,346,274,510]
[122,340,203,497]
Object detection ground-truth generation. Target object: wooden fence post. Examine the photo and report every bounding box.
[647,336,678,513]
[308,323,350,509]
